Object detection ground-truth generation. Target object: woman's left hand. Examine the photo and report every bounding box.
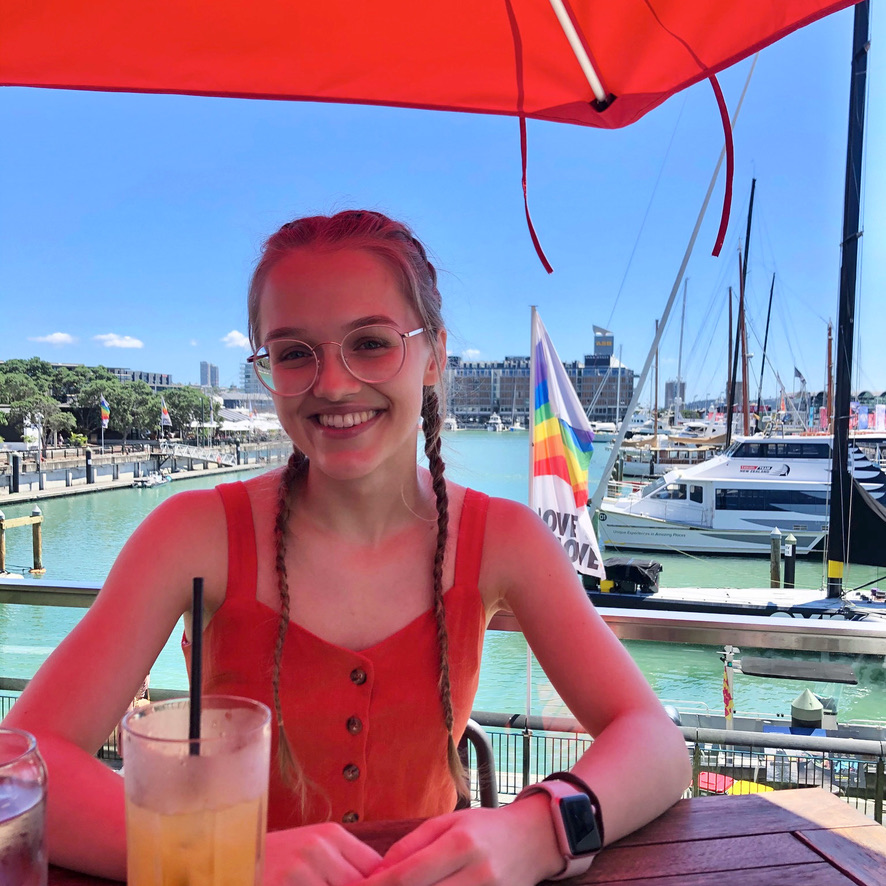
[362,797,563,886]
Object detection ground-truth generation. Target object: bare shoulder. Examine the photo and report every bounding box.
[474,496,581,610]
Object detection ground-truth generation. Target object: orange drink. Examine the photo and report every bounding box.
[122,696,270,886]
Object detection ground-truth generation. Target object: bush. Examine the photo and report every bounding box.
[69,432,88,447]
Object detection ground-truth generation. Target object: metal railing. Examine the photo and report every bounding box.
[1,584,885,820]
[1,683,882,821]
[2,578,885,655]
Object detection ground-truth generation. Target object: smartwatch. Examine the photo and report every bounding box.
[516,777,603,880]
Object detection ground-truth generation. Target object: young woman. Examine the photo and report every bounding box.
[5,210,690,884]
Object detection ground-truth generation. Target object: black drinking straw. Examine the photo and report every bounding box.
[188,577,203,756]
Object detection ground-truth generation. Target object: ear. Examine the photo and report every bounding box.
[423,329,447,387]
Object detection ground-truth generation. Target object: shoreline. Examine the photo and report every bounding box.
[0,441,292,507]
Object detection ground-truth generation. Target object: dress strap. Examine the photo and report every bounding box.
[215,481,258,601]
[452,489,490,588]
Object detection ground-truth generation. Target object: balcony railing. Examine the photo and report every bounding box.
[1,580,884,821]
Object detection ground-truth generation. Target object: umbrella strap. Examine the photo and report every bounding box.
[708,74,734,258]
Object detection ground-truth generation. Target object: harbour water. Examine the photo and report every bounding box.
[1,431,885,723]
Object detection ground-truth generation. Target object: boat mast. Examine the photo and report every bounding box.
[654,319,660,435]
[725,179,756,446]
[676,280,686,422]
[755,273,776,421]
[826,321,834,432]
[827,0,869,598]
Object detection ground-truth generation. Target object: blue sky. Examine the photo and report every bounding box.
[2,6,885,405]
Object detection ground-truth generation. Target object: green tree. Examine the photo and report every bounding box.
[108,381,157,443]
[76,378,124,436]
[0,357,55,393]
[0,372,40,405]
[45,410,77,445]
[162,387,213,439]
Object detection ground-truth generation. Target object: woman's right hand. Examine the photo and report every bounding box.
[264,823,384,885]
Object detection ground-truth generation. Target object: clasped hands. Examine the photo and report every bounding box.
[264,798,562,886]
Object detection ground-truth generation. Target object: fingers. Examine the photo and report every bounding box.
[378,814,461,867]
[366,818,488,886]
[264,823,385,886]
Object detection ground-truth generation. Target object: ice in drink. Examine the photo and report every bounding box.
[0,781,47,886]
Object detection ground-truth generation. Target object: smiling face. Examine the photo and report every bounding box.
[256,246,444,482]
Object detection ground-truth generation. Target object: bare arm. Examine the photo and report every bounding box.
[365,498,691,886]
[2,488,228,879]
[485,497,691,843]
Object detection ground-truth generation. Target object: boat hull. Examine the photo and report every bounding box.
[597,510,826,556]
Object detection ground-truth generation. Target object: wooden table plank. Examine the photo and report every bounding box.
[797,825,886,886]
[584,833,821,883]
[590,862,860,886]
[615,789,877,846]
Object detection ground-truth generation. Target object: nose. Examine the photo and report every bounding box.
[311,342,362,400]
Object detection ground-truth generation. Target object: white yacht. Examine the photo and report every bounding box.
[486,412,504,432]
[598,435,886,556]
[442,415,459,432]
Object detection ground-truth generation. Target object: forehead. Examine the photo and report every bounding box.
[259,246,419,336]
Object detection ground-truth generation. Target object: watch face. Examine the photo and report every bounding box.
[561,794,603,855]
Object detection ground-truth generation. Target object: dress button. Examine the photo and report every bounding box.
[342,811,360,823]
[343,764,361,781]
[346,716,363,735]
[350,668,367,685]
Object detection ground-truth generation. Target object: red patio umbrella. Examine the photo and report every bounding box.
[0,1,858,129]
[0,1,860,266]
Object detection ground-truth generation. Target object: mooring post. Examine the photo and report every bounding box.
[769,527,782,588]
[0,510,6,574]
[85,449,94,484]
[783,533,797,589]
[30,505,45,574]
[11,454,20,494]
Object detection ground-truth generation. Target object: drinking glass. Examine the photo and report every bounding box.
[122,695,271,886]
[0,727,48,886]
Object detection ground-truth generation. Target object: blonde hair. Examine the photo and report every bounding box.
[248,210,468,811]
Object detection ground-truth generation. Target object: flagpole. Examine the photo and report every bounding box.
[526,306,539,724]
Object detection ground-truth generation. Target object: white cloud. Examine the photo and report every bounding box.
[190,339,198,347]
[461,348,481,360]
[28,332,76,345]
[93,333,144,349]
[222,330,251,349]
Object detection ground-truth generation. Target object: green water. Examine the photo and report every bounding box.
[1,432,885,722]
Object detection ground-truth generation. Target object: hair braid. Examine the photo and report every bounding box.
[422,388,470,802]
[271,450,310,804]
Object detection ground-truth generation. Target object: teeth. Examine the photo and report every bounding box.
[318,410,378,429]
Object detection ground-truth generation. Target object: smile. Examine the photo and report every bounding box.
[317,410,379,429]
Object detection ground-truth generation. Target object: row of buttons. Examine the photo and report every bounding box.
[342,667,368,822]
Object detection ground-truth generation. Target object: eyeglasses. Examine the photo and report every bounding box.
[248,325,426,396]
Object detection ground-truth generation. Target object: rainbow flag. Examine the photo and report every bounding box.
[100,395,110,429]
[530,309,604,578]
[160,396,172,427]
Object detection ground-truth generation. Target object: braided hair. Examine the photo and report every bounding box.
[248,210,469,809]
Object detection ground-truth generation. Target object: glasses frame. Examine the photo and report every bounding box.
[247,325,426,397]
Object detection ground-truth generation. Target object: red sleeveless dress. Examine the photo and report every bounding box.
[184,482,489,830]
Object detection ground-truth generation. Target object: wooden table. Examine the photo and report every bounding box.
[49,788,886,885]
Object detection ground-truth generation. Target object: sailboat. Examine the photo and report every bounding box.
[587,2,886,620]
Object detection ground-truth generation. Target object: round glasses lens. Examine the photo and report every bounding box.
[341,326,407,383]
[261,340,318,395]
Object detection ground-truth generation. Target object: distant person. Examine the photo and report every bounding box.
[5,210,690,884]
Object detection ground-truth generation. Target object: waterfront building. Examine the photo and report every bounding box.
[200,361,220,387]
[239,361,265,396]
[664,379,686,408]
[445,330,635,425]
